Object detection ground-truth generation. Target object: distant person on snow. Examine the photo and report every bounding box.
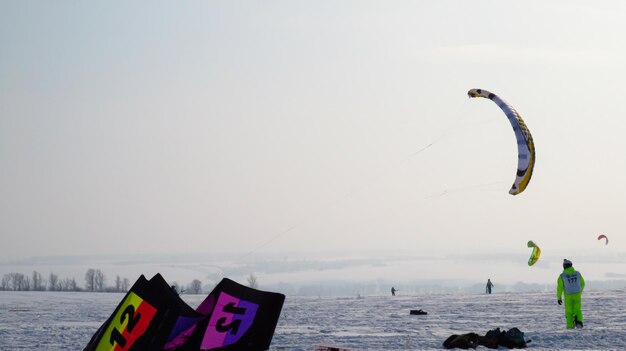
[557,259,585,329]
[391,287,397,296]
[485,279,494,294]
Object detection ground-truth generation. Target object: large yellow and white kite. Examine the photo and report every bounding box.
[468,89,535,195]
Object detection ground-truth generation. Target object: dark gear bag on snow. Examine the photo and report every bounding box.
[500,327,528,349]
[442,333,479,349]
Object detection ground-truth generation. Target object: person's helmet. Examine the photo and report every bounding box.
[563,259,573,269]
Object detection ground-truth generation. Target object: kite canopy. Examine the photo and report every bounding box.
[527,240,541,266]
[468,89,535,195]
[598,234,609,245]
[84,274,285,351]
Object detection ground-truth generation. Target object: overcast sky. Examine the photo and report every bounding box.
[2,1,626,283]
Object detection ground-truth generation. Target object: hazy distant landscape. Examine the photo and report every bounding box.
[2,251,625,296]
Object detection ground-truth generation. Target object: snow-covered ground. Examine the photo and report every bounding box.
[0,289,624,350]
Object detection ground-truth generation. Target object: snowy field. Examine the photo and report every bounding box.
[0,289,624,350]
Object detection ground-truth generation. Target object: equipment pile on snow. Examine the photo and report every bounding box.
[443,327,530,349]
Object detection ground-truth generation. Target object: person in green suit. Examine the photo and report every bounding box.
[557,259,585,329]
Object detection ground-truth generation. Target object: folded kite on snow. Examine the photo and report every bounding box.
[84,274,285,351]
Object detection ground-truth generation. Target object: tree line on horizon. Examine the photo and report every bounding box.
[0,269,208,294]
